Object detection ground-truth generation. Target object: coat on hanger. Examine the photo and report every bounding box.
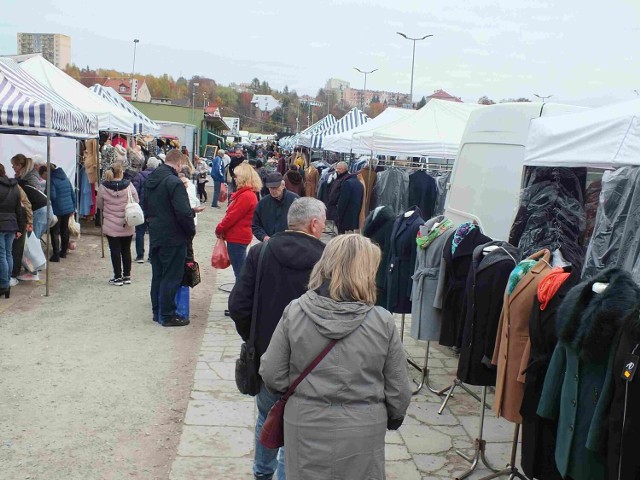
[408,170,438,221]
[362,206,396,308]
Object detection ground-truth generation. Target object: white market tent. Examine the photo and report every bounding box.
[20,56,140,135]
[354,99,484,157]
[322,107,416,154]
[525,98,640,169]
[90,84,160,136]
[297,114,337,147]
[311,108,369,149]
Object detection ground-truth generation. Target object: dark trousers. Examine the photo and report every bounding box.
[150,244,187,322]
[106,235,133,278]
[197,181,207,202]
[51,212,72,257]
[135,222,148,259]
[227,242,247,279]
[212,181,222,207]
[11,228,26,277]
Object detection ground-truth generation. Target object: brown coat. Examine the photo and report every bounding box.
[492,249,552,423]
[358,166,377,215]
[304,165,319,198]
[357,173,367,230]
[84,139,98,184]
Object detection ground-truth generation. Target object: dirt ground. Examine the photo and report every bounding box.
[0,189,223,480]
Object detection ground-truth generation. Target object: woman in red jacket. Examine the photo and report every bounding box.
[215,162,262,278]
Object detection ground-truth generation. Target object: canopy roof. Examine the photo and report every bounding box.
[525,99,640,169]
[354,99,484,157]
[297,114,337,147]
[20,56,139,135]
[322,107,416,154]
[90,84,160,135]
[0,58,98,138]
[311,108,369,149]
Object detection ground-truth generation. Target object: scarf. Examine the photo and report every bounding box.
[537,267,571,310]
[417,218,454,249]
[451,221,477,255]
[507,259,537,295]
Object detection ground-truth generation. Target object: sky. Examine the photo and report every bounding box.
[1,0,639,107]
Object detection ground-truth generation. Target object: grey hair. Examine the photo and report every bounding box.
[287,197,326,230]
[336,161,348,170]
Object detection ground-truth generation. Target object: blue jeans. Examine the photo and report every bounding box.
[135,222,148,259]
[212,181,222,207]
[255,384,285,480]
[32,206,48,240]
[0,232,15,289]
[227,242,247,279]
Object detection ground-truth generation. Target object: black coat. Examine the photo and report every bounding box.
[336,174,364,233]
[457,241,519,386]
[386,208,424,314]
[228,231,325,372]
[251,190,299,242]
[408,170,437,221]
[0,176,24,233]
[439,227,493,348]
[362,206,396,308]
[520,267,580,480]
[327,171,348,222]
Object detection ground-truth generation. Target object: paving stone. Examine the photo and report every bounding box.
[194,368,221,380]
[385,443,412,461]
[170,457,253,480]
[385,460,422,480]
[197,351,223,362]
[195,361,209,370]
[400,424,452,454]
[207,362,236,381]
[184,399,255,427]
[177,425,254,458]
[458,415,514,443]
[385,430,404,444]
[413,453,448,473]
[406,402,459,426]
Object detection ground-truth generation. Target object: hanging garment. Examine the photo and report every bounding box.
[520,267,579,480]
[583,167,640,283]
[492,249,553,423]
[362,206,396,308]
[439,226,492,348]
[537,268,640,480]
[304,165,319,198]
[358,165,377,216]
[408,170,438,221]
[373,169,410,215]
[580,180,602,247]
[357,174,367,230]
[336,174,364,233]
[410,216,455,341]
[84,139,98,184]
[457,241,520,386]
[434,172,451,217]
[78,167,93,216]
[386,208,424,314]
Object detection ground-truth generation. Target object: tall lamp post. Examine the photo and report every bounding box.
[396,32,433,106]
[533,93,553,102]
[354,67,378,110]
[131,39,139,80]
[192,82,199,120]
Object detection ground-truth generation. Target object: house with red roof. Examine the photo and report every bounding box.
[103,78,151,102]
[426,89,463,103]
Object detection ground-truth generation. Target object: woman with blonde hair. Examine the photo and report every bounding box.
[215,162,262,278]
[260,234,412,480]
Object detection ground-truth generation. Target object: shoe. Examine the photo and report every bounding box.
[162,316,190,327]
[49,255,60,263]
[59,252,67,259]
[108,277,124,286]
[9,277,18,287]
[123,276,131,285]
[0,287,10,299]
[135,257,145,264]
[17,272,39,282]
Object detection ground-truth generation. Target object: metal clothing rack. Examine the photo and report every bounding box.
[477,424,527,480]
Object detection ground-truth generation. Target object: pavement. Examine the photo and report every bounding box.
[169,246,520,480]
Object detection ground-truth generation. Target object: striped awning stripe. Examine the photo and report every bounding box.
[90,84,160,135]
[311,108,369,149]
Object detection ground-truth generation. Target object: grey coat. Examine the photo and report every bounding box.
[410,216,454,341]
[260,290,412,480]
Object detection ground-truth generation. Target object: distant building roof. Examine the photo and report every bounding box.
[250,94,281,112]
[426,89,463,103]
[103,78,148,100]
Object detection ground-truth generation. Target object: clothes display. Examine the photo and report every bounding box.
[336,174,364,233]
[362,206,396,308]
[408,170,437,222]
[457,241,520,386]
[580,179,602,247]
[358,164,377,216]
[373,168,410,215]
[434,172,451,216]
[410,216,454,341]
[304,165,319,198]
[537,268,640,480]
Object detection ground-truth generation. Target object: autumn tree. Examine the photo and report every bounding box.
[417,96,427,108]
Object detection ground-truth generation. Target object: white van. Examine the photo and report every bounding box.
[444,102,587,240]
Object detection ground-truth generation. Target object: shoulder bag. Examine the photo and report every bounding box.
[259,338,338,449]
[125,185,145,227]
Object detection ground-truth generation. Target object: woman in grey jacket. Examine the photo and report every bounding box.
[260,234,412,480]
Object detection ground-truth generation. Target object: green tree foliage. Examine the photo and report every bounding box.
[417,96,428,108]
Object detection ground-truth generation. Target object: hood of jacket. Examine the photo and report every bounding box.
[102,179,131,192]
[0,176,18,188]
[145,163,177,191]
[362,205,395,238]
[473,241,521,275]
[19,168,41,189]
[556,267,640,361]
[50,167,68,182]
[267,230,325,271]
[285,170,303,185]
[298,289,374,340]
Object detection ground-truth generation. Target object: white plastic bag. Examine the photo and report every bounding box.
[22,232,46,272]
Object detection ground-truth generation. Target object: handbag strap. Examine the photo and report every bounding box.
[248,242,269,344]
[282,339,338,401]
[127,184,134,203]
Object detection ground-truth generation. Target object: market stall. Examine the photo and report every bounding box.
[90,84,160,136]
[310,107,369,149]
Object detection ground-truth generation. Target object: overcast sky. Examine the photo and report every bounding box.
[1,0,638,107]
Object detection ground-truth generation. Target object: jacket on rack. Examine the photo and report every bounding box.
[408,170,437,221]
[362,206,396,308]
[410,216,454,341]
[357,174,367,230]
[457,241,520,387]
[386,208,424,314]
[336,174,364,233]
[84,139,98,184]
[373,169,409,215]
[492,249,552,423]
[327,170,348,221]
[520,266,579,480]
[358,165,377,216]
[304,165,319,198]
[537,268,640,480]
[438,226,493,348]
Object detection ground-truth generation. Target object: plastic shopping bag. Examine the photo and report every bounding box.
[219,183,228,203]
[22,232,46,272]
[68,216,81,238]
[211,238,231,269]
[175,286,190,320]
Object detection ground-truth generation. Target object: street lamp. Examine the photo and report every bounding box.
[533,93,553,102]
[634,89,640,97]
[396,32,433,106]
[354,67,378,110]
[192,82,200,120]
[131,39,139,81]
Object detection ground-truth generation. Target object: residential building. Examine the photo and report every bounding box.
[103,78,152,102]
[426,89,463,103]
[325,78,350,91]
[17,33,71,69]
[342,87,411,109]
[251,94,281,113]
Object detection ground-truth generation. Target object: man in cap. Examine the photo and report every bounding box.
[251,172,298,242]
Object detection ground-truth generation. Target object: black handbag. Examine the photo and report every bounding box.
[182,261,201,288]
[235,243,269,396]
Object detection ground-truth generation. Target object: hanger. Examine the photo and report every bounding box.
[592,282,608,294]
[404,209,415,218]
[483,245,499,255]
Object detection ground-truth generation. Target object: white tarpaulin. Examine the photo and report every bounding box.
[20,56,139,135]
[322,107,417,154]
[525,99,640,169]
[354,99,484,157]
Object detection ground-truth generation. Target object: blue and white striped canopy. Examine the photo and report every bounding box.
[297,114,337,147]
[311,108,369,149]
[0,58,98,138]
[90,84,160,136]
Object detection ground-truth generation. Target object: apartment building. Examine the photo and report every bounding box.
[17,33,71,69]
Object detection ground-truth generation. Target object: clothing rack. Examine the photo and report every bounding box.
[376,158,453,175]
[477,424,526,480]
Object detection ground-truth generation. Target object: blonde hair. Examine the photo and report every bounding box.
[181,154,195,176]
[308,234,381,304]
[234,162,262,192]
[104,162,124,181]
[11,154,33,175]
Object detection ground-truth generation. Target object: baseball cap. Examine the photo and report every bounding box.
[265,172,283,188]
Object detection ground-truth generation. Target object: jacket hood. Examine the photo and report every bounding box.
[145,163,176,191]
[298,289,373,339]
[0,176,18,187]
[473,241,520,275]
[362,205,395,238]
[285,170,303,185]
[20,168,41,188]
[556,267,640,361]
[267,231,324,271]
[102,179,131,192]
[50,168,67,181]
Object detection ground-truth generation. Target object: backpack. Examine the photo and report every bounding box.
[125,185,145,227]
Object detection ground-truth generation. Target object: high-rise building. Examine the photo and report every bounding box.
[17,33,71,69]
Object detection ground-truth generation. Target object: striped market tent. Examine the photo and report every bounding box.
[311,108,369,149]
[297,114,337,147]
[90,84,160,135]
[0,58,98,138]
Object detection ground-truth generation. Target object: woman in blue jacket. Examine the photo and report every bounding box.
[39,164,76,262]
[210,151,226,208]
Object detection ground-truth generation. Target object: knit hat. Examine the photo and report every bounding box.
[147,157,160,169]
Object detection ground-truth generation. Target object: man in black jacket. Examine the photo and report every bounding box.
[144,150,197,327]
[251,172,298,242]
[229,197,326,480]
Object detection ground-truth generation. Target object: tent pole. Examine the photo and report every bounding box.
[45,136,51,297]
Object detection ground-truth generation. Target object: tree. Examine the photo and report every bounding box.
[249,78,260,93]
[500,97,531,103]
[64,64,81,81]
[478,96,495,105]
[259,80,271,95]
[417,96,427,108]
[367,101,386,118]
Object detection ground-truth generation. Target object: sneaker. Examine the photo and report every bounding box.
[123,276,131,285]
[17,272,39,282]
[49,255,60,263]
[59,252,67,259]
[162,316,190,327]
[108,277,124,286]
[135,257,145,264]
[9,277,18,287]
